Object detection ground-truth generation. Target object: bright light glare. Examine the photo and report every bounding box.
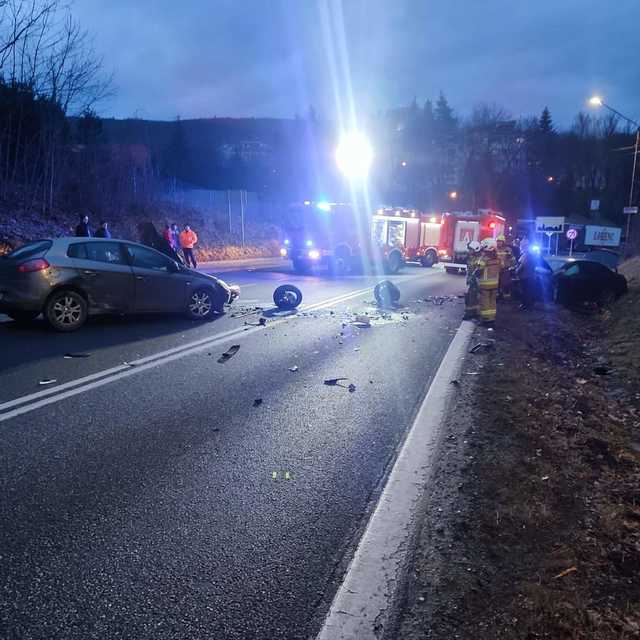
[305,239,313,247]
[449,191,458,199]
[317,201,331,212]
[531,244,541,253]
[279,248,288,257]
[335,132,374,180]
[308,249,321,260]
[589,96,603,107]
[429,216,437,223]
[284,239,290,245]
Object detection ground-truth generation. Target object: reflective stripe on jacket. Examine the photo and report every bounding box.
[477,254,500,289]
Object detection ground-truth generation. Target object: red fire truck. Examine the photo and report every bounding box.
[436,209,506,273]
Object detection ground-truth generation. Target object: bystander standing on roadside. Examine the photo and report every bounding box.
[171,223,180,251]
[179,224,198,268]
[75,214,92,237]
[95,220,111,238]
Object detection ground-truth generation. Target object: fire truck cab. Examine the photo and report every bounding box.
[281,201,406,274]
[437,210,506,273]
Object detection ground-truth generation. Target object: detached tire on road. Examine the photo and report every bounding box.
[45,290,88,332]
[273,284,303,309]
[187,288,216,320]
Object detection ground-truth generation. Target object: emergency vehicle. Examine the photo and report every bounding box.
[436,209,506,273]
[281,201,406,274]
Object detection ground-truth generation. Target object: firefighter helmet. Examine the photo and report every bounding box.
[481,237,497,252]
[468,240,481,253]
[496,234,506,243]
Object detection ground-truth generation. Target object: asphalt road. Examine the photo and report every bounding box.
[0,262,466,640]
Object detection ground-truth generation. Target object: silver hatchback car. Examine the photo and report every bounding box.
[0,238,239,331]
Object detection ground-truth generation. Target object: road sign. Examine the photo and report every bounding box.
[585,225,621,247]
[590,200,600,211]
[535,216,564,233]
[623,206,639,215]
[566,228,578,240]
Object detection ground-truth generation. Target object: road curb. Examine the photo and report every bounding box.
[315,320,475,640]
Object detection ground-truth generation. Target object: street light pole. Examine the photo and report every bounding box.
[627,129,639,246]
[589,96,640,248]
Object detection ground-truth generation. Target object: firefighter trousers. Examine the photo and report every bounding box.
[465,280,479,318]
[479,287,498,322]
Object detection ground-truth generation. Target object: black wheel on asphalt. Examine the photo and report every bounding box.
[420,251,436,268]
[273,284,303,309]
[292,259,310,274]
[45,290,88,332]
[186,288,216,320]
[374,280,401,307]
[385,251,403,274]
[6,310,40,323]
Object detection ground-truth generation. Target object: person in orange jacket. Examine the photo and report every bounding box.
[179,224,198,268]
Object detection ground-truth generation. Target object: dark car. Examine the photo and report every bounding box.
[0,238,240,331]
[553,259,627,308]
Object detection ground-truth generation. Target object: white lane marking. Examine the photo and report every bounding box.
[0,274,426,422]
[315,320,475,640]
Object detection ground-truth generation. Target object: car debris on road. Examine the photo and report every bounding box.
[218,345,240,363]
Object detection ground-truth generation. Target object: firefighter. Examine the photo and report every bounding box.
[464,240,482,319]
[496,234,514,300]
[477,237,501,323]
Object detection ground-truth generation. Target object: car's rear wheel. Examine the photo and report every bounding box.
[6,310,40,323]
[187,288,216,320]
[45,290,88,332]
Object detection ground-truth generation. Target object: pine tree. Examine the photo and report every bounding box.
[539,106,555,135]
[434,92,456,130]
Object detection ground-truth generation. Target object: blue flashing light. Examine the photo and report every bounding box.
[531,244,541,253]
[305,239,313,247]
[284,239,290,245]
[317,201,331,212]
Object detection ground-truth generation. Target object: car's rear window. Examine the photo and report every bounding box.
[5,240,52,261]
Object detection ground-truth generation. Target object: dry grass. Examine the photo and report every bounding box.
[415,265,640,639]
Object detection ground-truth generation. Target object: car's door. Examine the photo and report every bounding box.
[67,241,135,312]
[124,243,189,312]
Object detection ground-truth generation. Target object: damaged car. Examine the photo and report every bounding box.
[0,238,240,331]
[552,259,627,309]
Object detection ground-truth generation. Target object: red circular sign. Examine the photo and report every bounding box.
[566,228,578,240]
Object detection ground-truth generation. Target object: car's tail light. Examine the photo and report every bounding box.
[17,258,50,273]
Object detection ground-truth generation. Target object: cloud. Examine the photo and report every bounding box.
[74,0,640,126]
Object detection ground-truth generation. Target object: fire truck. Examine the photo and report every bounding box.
[436,209,506,273]
[281,201,407,274]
